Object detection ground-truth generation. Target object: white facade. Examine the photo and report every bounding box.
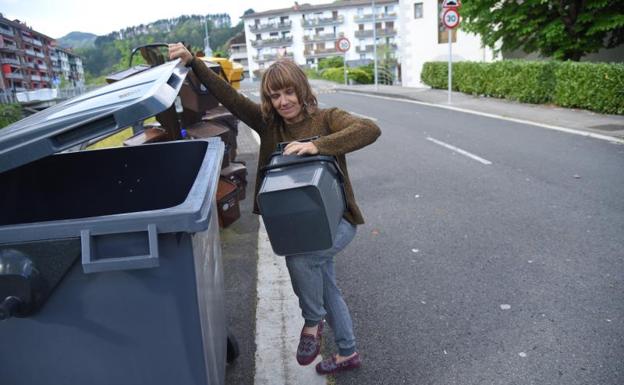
[399,0,496,87]
[243,0,400,81]
[243,0,496,85]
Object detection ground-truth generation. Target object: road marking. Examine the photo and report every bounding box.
[254,220,326,385]
[339,91,624,145]
[348,111,378,122]
[426,137,493,165]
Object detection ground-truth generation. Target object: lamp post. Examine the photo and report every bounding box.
[372,0,378,90]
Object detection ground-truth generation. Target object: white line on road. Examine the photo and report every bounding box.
[348,111,378,122]
[426,137,493,165]
[339,91,624,145]
[254,220,326,385]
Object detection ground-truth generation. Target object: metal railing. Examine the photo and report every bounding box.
[354,28,397,38]
[251,36,293,48]
[254,52,294,62]
[249,20,292,33]
[304,48,339,58]
[304,32,344,43]
[0,28,14,37]
[301,16,344,28]
[354,13,397,22]
[0,58,20,65]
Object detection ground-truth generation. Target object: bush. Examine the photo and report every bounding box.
[318,56,344,70]
[554,62,624,115]
[421,60,623,114]
[0,103,22,129]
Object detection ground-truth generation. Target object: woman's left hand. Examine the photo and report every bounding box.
[283,141,319,156]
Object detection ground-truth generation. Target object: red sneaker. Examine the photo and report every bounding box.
[315,352,362,375]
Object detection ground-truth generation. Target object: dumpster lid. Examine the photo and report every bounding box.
[0,59,189,174]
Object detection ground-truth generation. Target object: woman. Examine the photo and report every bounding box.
[169,43,380,375]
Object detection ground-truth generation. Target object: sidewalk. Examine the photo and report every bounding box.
[329,83,624,142]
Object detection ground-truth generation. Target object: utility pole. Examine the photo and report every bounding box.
[372,0,378,90]
[204,17,213,57]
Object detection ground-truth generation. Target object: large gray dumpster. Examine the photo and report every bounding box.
[257,153,346,256]
[0,60,230,385]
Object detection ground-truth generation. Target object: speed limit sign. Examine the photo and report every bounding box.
[442,8,460,29]
[336,37,351,52]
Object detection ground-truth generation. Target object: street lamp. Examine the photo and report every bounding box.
[372,0,378,90]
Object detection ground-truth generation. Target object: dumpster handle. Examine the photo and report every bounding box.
[80,224,160,274]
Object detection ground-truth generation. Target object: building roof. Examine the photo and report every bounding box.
[226,31,246,46]
[0,14,55,41]
[242,0,398,19]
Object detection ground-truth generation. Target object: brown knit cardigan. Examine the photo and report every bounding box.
[189,58,381,225]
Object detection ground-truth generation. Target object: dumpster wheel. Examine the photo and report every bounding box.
[226,329,240,363]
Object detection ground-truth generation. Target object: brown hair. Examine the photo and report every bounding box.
[260,59,318,126]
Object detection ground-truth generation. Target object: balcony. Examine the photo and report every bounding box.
[32,40,43,47]
[354,28,397,39]
[0,57,20,65]
[0,44,22,53]
[25,49,36,56]
[36,63,48,70]
[249,20,292,33]
[5,72,24,79]
[304,48,340,59]
[354,12,397,23]
[251,36,293,48]
[24,62,35,68]
[304,32,344,43]
[31,75,42,81]
[254,52,294,63]
[301,15,344,28]
[0,27,14,37]
[355,43,398,54]
[35,52,45,58]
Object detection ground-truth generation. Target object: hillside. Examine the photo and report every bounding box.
[67,14,243,83]
[57,31,97,49]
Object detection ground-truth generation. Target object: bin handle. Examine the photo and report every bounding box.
[80,224,160,274]
[260,156,345,181]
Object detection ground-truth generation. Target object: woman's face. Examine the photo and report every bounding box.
[268,86,303,123]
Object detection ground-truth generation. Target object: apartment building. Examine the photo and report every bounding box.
[243,0,400,81]
[0,14,84,94]
[226,31,250,79]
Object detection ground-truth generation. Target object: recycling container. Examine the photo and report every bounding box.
[257,152,346,256]
[0,59,232,385]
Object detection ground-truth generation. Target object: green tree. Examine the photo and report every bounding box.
[461,0,624,61]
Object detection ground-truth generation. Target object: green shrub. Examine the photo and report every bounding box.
[320,67,345,83]
[348,68,373,84]
[0,103,22,129]
[421,60,623,114]
[554,62,624,115]
[318,56,344,70]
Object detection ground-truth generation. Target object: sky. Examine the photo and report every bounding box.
[0,0,329,39]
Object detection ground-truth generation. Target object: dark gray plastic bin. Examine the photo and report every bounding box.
[257,153,346,256]
[0,60,231,385]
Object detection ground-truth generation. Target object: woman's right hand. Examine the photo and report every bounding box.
[168,43,193,66]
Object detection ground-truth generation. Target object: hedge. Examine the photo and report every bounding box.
[320,67,373,84]
[0,103,22,129]
[421,60,624,115]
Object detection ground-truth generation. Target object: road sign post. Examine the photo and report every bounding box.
[336,37,351,85]
[442,7,460,104]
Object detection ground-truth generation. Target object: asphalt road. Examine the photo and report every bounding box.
[310,91,624,385]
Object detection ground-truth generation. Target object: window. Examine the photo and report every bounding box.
[414,3,423,18]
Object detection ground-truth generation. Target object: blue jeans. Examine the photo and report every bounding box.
[285,218,357,356]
